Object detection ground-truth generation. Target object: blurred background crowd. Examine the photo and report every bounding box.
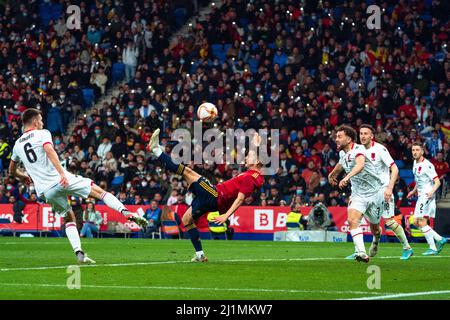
[0,0,449,214]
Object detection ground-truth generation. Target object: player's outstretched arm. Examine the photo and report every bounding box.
[339,155,365,189]
[8,161,32,184]
[43,143,69,188]
[214,192,246,224]
[328,163,343,186]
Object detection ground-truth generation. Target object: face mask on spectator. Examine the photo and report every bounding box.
[52,102,57,107]
[382,92,388,98]
[296,189,303,195]
[106,111,112,116]
[141,181,148,187]
[417,74,423,80]
[126,183,132,188]
[398,192,404,198]
[179,58,185,64]
[320,180,326,186]
[107,121,113,126]
[119,111,125,117]
[129,104,134,109]
[60,95,65,99]
[95,129,101,135]
[40,76,45,82]
[55,139,61,145]
[159,69,165,74]
[329,161,336,166]
[255,87,261,92]
[123,120,129,126]
[153,59,159,65]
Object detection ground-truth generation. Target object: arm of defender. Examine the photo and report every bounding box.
[43,143,69,188]
[339,155,365,189]
[328,163,343,186]
[426,177,441,199]
[384,164,399,201]
[213,192,246,224]
[8,161,32,184]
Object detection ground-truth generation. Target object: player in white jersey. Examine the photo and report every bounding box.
[328,125,384,263]
[407,142,447,255]
[9,108,148,264]
[350,125,413,260]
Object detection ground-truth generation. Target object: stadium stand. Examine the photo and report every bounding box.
[0,0,448,216]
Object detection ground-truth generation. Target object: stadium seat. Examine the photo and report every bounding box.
[399,169,414,179]
[174,7,187,28]
[404,177,415,186]
[395,160,405,169]
[111,63,125,85]
[81,88,95,109]
[111,175,124,187]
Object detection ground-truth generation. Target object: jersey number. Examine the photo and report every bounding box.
[24,143,37,163]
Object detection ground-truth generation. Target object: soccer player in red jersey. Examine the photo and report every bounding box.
[148,129,264,262]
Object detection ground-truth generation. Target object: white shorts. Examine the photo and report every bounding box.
[349,190,384,225]
[381,194,395,219]
[42,174,92,217]
[414,196,436,218]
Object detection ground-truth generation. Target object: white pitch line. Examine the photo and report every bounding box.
[345,290,450,300]
[1,255,449,272]
[0,282,391,296]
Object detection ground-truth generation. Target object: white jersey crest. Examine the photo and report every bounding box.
[364,141,395,187]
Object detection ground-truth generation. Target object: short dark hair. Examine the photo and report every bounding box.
[412,142,424,149]
[359,124,375,134]
[336,125,357,142]
[22,108,41,125]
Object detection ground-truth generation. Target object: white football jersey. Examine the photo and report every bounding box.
[364,141,395,187]
[338,143,383,197]
[11,129,70,197]
[413,158,438,196]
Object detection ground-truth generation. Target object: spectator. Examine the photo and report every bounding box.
[80,201,103,238]
[122,41,139,82]
[142,200,162,238]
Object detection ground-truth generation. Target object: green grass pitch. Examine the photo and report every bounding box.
[0,237,449,300]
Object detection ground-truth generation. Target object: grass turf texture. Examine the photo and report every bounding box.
[0,237,449,300]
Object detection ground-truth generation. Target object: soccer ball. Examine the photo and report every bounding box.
[197,102,218,122]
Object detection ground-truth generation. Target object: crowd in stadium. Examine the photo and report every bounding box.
[0,0,449,215]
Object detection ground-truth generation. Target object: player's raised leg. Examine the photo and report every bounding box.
[348,208,369,262]
[88,183,148,228]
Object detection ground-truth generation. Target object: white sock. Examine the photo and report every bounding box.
[196,250,204,258]
[421,226,437,251]
[386,220,411,249]
[66,222,82,253]
[430,229,443,242]
[153,146,163,157]
[350,227,366,254]
[101,192,126,214]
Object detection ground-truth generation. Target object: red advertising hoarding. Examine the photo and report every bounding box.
[0,204,417,235]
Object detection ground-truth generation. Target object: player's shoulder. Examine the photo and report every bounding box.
[338,150,345,158]
[424,158,435,169]
[374,141,388,152]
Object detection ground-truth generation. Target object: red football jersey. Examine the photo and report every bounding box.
[216,169,264,214]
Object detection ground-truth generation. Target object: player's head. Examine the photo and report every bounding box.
[412,142,425,160]
[359,124,375,146]
[22,108,43,130]
[245,150,263,170]
[335,125,356,150]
